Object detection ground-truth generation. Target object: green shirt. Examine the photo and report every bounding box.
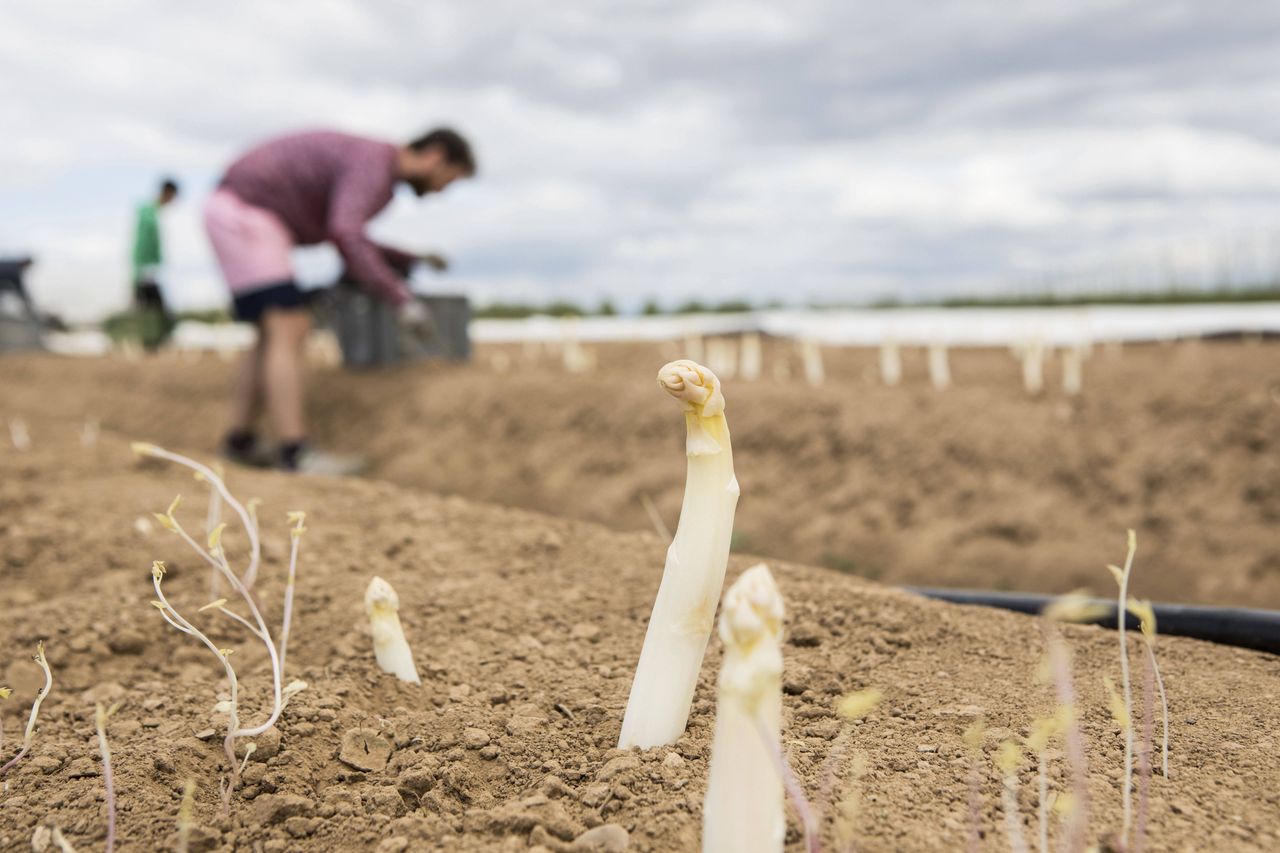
[132,201,162,281]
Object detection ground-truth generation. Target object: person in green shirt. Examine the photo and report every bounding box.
[132,178,179,350]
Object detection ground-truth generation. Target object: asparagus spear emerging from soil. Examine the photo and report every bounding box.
[619,360,740,749]
[703,564,785,853]
[365,577,421,684]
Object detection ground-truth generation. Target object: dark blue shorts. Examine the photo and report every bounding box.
[231,282,314,323]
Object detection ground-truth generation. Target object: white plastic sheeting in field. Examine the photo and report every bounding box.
[471,303,1280,347]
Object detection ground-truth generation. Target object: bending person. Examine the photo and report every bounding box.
[204,127,475,474]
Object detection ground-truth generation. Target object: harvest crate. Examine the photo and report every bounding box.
[328,283,470,369]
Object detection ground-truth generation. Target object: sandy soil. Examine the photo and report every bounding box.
[1,338,1277,607]
[1,418,1279,851]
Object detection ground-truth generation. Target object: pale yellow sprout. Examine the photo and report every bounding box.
[703,565,785,853]
[963,720,985,754]
[133,442,264,589]
[1041,590,1110,624]
[833,752,869,847]
[0,686,9,753]
[1106,530,1138,842]
[176,778,196,853]
[0,642,53,775]
[153,494,182,532]
[1104,676,1131,730]
[1062,345,1084,396]
[1127,598,1155,641]
[1021,338,1045,395]
[365,577,420,684]
[799,339,824,386]
[9,417,31,450]
[49,827,77,853]
[1024,716,1057,754]
[143,447,307,812]
[1039,619,1091,851]
[279,511,307,675]
[95,702,122,852]
[620,361,739,749]
[879,339,902,386]
[837,689,884,721]
[997,740,1029,853]
[1127,597,1169,778]
[1052,792,1077,818]
[1025,717,1060,853]
[202,464,226,598]
[997,740,1023,775]
[207,522,227,553]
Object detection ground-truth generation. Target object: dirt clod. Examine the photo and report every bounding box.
[252,793,313,826]
[572,823,631,852]
[338,728,392,772]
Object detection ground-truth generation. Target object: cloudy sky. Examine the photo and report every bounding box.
[4,0,1280,320]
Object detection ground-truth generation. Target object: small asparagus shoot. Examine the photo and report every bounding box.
[1134,640,1156,853]
[50,827,78,853]
[1062,345,1084,396]
[800,339,825,386]
[879,340,902,386]
[198,464,226,599]
[132,442,262,590]
[620,360,740,749]
[95,702,121,853]
[1040,593,1104,853]
[703,565,785,853]
[997,741,1030,853]
[176,778,196,853]
[0,686,9,752]
[927,342,951,390]
[1022,339,1045,395]
[740,332,762,381]
[0,642,53,775]
[1024,716,1058,853]
[9,417,31,450]
[365,577,421,684]
[1127,598,1168,778]
[1105,530,1138,841]
[140,446,308,812]
[833,689,883,850]
[963,720,984,853]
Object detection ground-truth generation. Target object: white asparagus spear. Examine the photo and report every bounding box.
[365,577,420,684]
[619,360,740,749]
[703,564,785,853]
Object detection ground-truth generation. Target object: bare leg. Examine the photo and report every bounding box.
[261,308,312,443]
[228,337,265,432]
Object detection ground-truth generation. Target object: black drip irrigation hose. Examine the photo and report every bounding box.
[903,587,1280,655]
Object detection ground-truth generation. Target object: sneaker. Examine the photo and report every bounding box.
[220,433,275,468]
[281,446,367,477]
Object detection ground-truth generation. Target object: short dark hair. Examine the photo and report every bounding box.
[408,128,476,176]
[160,177,180,195]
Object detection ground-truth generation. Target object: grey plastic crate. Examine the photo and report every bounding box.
[330,284,470,369]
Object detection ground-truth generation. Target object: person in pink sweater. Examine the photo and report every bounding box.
[204,128,476,474]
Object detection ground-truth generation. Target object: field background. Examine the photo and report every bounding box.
[3,338,1277,606]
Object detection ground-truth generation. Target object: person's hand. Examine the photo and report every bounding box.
[420,253,449,272]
